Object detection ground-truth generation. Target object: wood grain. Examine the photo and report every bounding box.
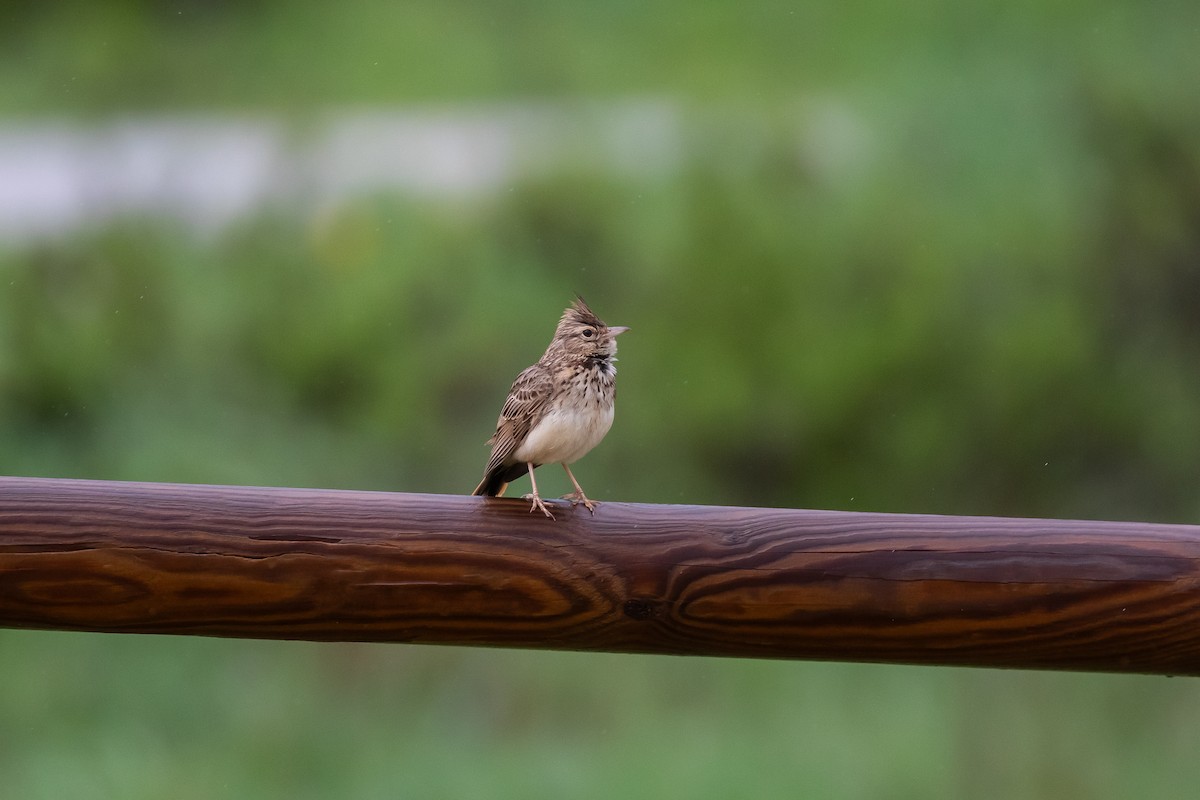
[2,476,1199,675]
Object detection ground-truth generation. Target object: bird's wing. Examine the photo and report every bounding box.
[482,363,554,474]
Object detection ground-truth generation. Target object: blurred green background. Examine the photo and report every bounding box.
[2,1,1200,797]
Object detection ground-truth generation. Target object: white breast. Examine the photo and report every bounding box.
[514,401,615,466]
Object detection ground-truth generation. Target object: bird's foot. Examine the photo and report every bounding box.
[520,492,556,520]
[561,490,598,514]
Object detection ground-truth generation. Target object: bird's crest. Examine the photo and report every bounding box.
[561,295,605,330]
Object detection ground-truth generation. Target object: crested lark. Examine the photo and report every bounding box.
[472,297,629,519]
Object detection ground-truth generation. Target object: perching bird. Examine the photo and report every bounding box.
[472,297,629,519]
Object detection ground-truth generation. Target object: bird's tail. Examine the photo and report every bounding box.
[472,462,534,497]
[472,470,509,497]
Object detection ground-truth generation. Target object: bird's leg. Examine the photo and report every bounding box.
[561,464,598,514]
[520,462,555,519]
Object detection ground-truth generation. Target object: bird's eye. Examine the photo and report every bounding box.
[581,328,594,338]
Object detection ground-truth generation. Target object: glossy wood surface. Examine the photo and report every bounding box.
[2,477,1199,675]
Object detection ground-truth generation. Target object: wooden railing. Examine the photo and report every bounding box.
[2,476,1198,675]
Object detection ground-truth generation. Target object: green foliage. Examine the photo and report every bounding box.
[4,99,1198,517]
[2,632,1199,799]
[3,1,1200,797]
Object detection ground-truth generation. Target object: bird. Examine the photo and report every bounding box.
[472,297,629,519]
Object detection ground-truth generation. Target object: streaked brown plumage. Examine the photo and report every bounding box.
[472,297,629,519]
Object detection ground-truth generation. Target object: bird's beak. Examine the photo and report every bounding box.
[609,326,631,336]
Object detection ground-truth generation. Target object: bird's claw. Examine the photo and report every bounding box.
[520,492,556,519]
[561,490,598,514]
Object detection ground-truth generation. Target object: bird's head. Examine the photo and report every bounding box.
[549,296,629,364]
